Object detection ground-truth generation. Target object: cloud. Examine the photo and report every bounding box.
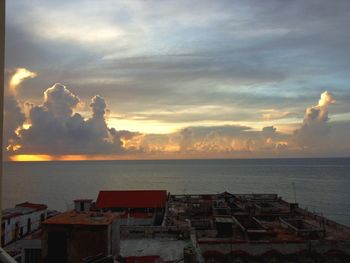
[3,68,36,154]
[6,83,141,157]
[43,83,80,121]
[9,68,37,95]
[294,91,336,148]
[3,96,26,152]
[6,0,350,134]
[179,128,194,152]
[3,72,348,158]
[138,125,290,156]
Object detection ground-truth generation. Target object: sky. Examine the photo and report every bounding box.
[3,0,350,161]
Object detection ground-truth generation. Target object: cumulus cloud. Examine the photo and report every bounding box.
[3,68,345,159]
[6,83,140,157]
[3,96,26,152]
[294,91,335,148]
[43,83,80,121]
[3,68,36,154]
[139,125,290,156]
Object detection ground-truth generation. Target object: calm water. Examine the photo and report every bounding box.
[2,158,350,226]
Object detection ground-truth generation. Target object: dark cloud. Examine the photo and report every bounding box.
[6,0,350,126]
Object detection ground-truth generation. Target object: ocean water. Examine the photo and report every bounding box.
[2,158,350,226]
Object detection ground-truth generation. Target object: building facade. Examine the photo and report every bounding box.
[1,202,47,247]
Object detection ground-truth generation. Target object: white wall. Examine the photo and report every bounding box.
[3,209,47,246]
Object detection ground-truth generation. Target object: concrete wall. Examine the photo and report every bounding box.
[119,217,154,226]
[199,240,350,262]
[110,220,120,257]
[199,241,309,256]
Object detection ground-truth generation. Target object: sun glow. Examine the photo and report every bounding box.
[10,155,54,162]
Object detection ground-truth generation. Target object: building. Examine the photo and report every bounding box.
[1,202,47,247]
[96,190,167,226]
[164,193,350,262]
[41,211,119,263]
[74,199,93,212]
[119,225,202,263]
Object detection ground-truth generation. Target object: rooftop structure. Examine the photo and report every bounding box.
[96,190,167,209]
[2,203,47,220]
[164,193,350,262]
[74,199,93,212]
[43,211,116,226]
[119,225,202,263]
[5,191,350,263]
[96,190,168,226]
[42,211,120,263]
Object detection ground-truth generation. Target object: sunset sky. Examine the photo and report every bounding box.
[4,0,350,161]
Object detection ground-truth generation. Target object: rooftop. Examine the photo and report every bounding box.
[42,211,118,226]
[16,202,47,211]
[165,193,350,242]
[2,202,47,219]
[120,238,189,262]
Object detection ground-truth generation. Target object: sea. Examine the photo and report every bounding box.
[2,158,350,226]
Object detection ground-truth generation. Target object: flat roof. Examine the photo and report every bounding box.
[120,238,188,261]
[42,211,118,226]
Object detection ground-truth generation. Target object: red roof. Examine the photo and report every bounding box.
[96,190,167,209]
[16,202,47,211]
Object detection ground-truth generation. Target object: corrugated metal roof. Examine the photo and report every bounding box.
[96,190,167,209]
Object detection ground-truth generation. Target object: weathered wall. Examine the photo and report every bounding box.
[3,209,47,246]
